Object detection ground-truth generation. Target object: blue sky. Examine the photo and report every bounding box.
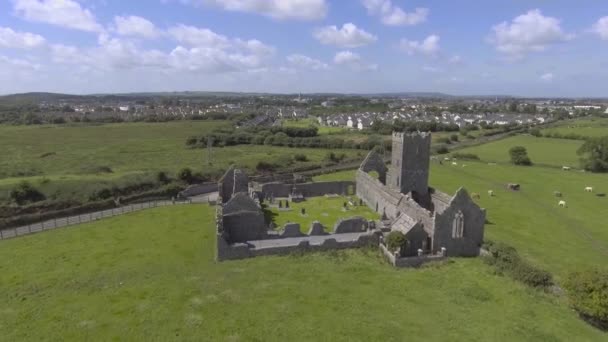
[0,0,607,97]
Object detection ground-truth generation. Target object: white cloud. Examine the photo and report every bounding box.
[333,50,377,71]
[192,0,328,20]
[489,9,571,60]
[362,0,428,26]
[422,66,441,73]
[0,55,41,70]
[286,54,329,70]
[592,16,608,40]
[0,27,46,49]
[314,23,377,48]
[540,72,554,82]
[334,51,361,64]
[13,0,103,32]
[112,16,161,39]
[448,55,462,64]
[168,24,230,48]
[399,35,440,56]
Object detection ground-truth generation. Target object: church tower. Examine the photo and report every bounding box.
[387,132,431,198]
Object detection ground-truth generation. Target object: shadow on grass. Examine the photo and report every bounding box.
[262,204,278,228]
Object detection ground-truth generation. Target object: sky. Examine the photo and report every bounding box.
[0,0,607,97]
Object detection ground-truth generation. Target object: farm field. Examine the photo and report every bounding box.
[541,117,608,138]
[455,135,584,167]
[0,122,364,202]
[267,195,379,232]
[0,205,604,341]
[315,161,608,279]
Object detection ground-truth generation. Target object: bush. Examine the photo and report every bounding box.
[294,153,308,162]
[433,145,449,154]
[385,231,407,253]
[9,182,46,205]
[177,168,193,183]
[529,128,542,137]
[483,241,552,289]
[450,134,459,142]
[156,171,171,184]
[451,152,480,160]
[256,161,278,172]
[509,146,532,166]
[437,137,452,145]
[563,269,608,327]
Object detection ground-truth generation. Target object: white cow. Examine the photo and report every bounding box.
[558,200,567,207]
[488,190,494,197]
[585,187,593,193]
[452,162,458,166]
[562,166,571,171]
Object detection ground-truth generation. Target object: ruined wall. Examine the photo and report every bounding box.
[216,233,379,261]
[219,167,235,203]
[432,188,485,257]
[332,217,368,234]
[260,181,355,198]
[356,170,403,219]
[359,151,387,184]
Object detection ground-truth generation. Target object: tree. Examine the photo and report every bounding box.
[10,181,46,205]
[156,171,171,184]
[563,269,608,328]
[385,231,407,254]
[509,146,532,166]
[177,168,193,183]
[577,136,608,172]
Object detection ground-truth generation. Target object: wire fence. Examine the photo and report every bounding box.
[0,193,217,241]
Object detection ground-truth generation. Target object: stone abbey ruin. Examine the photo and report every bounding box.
[215,131,485,266]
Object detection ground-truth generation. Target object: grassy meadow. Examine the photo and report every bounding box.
[541,117,608,138]
[267,195,379,232]
[1,205,604,341]
[0,122,365,202]
[454,135,584,168]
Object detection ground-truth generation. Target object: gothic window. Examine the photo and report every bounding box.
[452,210,464,238]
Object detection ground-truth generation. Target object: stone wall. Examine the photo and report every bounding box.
[379,243,446,268]
[216,232,379,261]
[259,181,355,198]
[332,217,368,234]
[387,132,431,196]
[356,170,402,219]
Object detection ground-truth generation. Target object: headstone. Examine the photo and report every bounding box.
[285,200,290,208]
[301,207,306,215]
[417,248,423,256]
[308,221,325,236]
[441,247,447,257]
[278,200,283,208]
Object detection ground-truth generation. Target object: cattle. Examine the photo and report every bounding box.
[585,187,593,193]
[562,166,571,171]
[507,183,520,191]
[488,190,494,197]
[558,200,567,207]
[554,191,562,197]
[471,193,481,199]
[452,162,458,166]
[444,157,451,161]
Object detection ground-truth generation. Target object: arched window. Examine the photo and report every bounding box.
[452,210,464,238]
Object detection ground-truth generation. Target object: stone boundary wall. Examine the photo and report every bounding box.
[259,181,355,198]
[217,233,379,261]
[379,243,446,268]
[178,183,217,198]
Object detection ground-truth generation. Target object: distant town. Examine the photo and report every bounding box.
[1,92,607,129]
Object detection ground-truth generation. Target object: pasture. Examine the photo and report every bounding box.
[542,117,608,138]
[0,205,604,341]
[315,162,608,279]
[0,122,364,202]
[266,195,379,232]
[455,135,583,168]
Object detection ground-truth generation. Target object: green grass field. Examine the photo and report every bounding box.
[542,117,608,138]
[315,162,608,279]
[455,135,583,167]
[0,122,364,202]
[1,205,604,340]
[267,196,379,231]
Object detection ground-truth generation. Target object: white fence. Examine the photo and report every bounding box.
[0,193,217,240]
